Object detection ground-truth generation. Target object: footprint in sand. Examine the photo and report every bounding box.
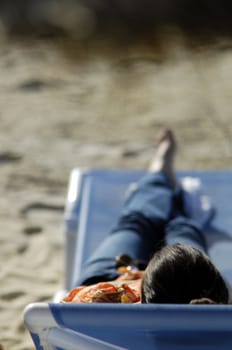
[23,226,43,236]
[20,202,64,216]
[0,291,25,301]
[0,152,22,164]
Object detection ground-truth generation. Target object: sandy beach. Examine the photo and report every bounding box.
[0,23,232,349]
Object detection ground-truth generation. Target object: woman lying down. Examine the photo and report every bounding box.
[62,129,229,305]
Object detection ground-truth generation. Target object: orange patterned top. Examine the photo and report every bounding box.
[62,268,143,304]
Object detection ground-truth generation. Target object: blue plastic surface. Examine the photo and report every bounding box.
[49,303,232,350]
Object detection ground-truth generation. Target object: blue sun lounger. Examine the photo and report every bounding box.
[24,169,232,350]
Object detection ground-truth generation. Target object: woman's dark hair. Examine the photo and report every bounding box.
[141,244,229,304]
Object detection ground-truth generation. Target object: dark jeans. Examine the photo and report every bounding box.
[75,171,207,286]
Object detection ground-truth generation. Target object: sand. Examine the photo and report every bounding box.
[0,31,232,350]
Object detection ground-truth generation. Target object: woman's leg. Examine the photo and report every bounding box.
[165,214,207,253]
[151,129,207,253]
[74,130,177,286]
[74,171,175,286]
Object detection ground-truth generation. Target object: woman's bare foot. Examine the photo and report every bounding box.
[149,129,177,188]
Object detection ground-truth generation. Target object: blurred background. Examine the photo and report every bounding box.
[0,1,232,350]
[1,0,232,37]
